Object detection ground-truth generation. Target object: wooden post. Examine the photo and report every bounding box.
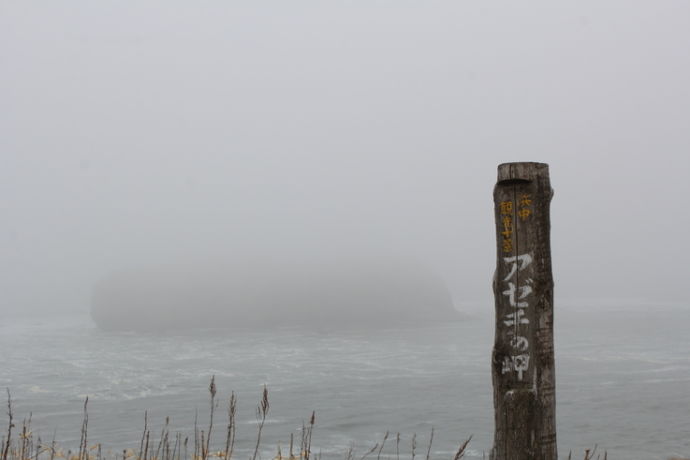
[491,162,556,460]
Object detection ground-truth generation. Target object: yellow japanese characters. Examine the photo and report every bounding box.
[500,201,513,253]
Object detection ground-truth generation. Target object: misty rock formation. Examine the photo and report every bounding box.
[91,256,460,332]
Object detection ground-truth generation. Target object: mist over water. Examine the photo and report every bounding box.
[3,304,689,460]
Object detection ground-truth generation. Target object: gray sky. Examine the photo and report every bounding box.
[2,1,690,315]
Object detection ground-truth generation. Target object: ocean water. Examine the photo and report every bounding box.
[2,305,689,460]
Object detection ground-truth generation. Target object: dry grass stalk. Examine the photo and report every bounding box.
[305,412,315,460]
[143,431,150,460]
[48,431,57,460]
[376,432,388,460]
[138,412,148,460]
[193,410,199,460]
[251,386,269,460]
[223,393,236,460]
[344,444,353,460]
[4,389,14,460]
[78,398,88,460]
[583,445,598,460]
[425,429,433,460]
[203,377,216,460]
[154,418,168,460]
[359,443,378,460]
[452,436,471,460]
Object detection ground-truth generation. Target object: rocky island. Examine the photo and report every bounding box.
[91,256,460,332]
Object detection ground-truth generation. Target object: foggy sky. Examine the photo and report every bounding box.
[2,1,690,316]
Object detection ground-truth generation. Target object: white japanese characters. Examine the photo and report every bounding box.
[502,253,532,281]
[501,252,533,381]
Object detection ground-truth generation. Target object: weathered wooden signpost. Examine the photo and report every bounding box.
[491,162,556,460]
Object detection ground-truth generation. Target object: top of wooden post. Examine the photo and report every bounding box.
[497,162,550,183]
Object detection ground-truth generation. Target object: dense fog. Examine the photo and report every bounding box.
[3,3,690,459]
[2,1,690,317]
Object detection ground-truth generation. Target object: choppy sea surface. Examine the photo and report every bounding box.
[2,305,689,460]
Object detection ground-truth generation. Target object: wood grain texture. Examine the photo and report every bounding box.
[491,162,556,460]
